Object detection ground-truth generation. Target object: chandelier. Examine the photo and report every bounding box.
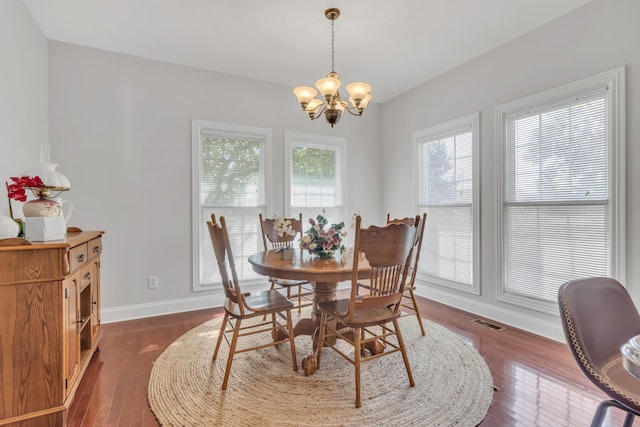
[293,8,372,127]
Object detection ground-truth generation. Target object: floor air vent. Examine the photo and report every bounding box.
[472,319,506,331]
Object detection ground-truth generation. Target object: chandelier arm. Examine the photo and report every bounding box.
[343,108,363,117]
[339,101,363,116]
[308,105,327,120]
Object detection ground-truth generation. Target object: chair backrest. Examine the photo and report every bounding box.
[558,277,640,410]
[386,213,427,288]
[207,214,246,314]
[348,215,417,320]
[259,213,303,250]
[386,213,416,227]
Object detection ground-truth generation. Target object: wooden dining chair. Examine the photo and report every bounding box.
[316,215,417,408]
[259,213,313,313]
[393,213,427,336]
[207,214,298,390]
[359,213,427,336]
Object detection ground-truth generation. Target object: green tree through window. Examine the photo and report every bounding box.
[202,138,261,206]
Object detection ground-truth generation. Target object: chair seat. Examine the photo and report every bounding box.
[600,355,640,405]
[318,298,401,328]
[225,289,294,317]
[269,277,311,287]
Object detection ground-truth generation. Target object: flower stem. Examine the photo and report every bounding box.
[5,182,14,220]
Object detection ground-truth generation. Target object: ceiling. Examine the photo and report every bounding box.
[22,0,592,103]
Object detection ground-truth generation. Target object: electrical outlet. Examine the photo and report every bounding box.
[148,275,159,289]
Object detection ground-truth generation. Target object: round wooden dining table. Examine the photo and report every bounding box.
[248,248,370,375]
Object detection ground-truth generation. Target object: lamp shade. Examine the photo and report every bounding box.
[21,162,71,189]
[305,98,323,113]
[316,76,341,98]
[346,82,371,100]
[358,93,372,109]
[293,86,318,106]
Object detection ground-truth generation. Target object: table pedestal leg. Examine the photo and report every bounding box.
[298,281,338,376]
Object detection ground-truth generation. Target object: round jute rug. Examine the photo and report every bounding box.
[148,313,493,426]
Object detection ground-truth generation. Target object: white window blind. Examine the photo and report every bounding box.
[285,132,346,226]
[192,121,271,291]
[504,93,609,302]
[415,112,479,292]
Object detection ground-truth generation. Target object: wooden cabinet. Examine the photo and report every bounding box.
[0,230,104,426]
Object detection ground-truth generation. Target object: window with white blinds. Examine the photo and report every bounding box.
[497,68,625,313]
[191,121,272,291]
[284,131,346,226]
[414,112,480,293]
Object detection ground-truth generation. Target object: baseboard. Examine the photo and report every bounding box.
[414,285,566,343]
[101,293,226,324]
[101,282,566,343]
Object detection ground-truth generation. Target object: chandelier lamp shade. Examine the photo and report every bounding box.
[293,8,372,127]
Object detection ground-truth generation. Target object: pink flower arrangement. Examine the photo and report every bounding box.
[6,176,43,202]
[300,214,346,258]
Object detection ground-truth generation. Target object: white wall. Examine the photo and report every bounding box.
[6,0,638,340]
[0,0,48,217]
[381,0,640,341]
[47,42,383,321]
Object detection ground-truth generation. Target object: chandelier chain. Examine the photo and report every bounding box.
[330,18,335,73]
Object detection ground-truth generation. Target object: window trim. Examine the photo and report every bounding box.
[495,67,625,314]
[191,120,273,292]
[283,131,348,219]
[412,112,481,294]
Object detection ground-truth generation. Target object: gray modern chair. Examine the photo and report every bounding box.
[558,277,640,426]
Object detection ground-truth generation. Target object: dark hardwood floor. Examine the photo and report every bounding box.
[68,296,625,426]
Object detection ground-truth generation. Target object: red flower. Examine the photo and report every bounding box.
[7,176,43,202]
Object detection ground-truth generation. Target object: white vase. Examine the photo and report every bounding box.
[0,216,20,239]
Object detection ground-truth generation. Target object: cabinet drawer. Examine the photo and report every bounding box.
[88,237,102,260]
[69,243,88,273]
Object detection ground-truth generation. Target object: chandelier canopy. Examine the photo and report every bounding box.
[293,8,372,128]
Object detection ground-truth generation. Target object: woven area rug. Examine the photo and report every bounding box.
[148,312,493,426]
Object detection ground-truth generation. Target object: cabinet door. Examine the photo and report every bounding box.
[63,272,80,396]
[89,257,100,343]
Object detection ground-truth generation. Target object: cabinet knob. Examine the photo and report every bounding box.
[93,246,100,253]
[84,272,91,280]
[77,254,85,262]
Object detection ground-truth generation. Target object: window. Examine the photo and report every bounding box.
[284,131,346,226]
[496,68,625,314]
[413,112,480,293]
[191,120,272,291]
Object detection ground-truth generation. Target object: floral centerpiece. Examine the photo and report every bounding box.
[300,213,346,259]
